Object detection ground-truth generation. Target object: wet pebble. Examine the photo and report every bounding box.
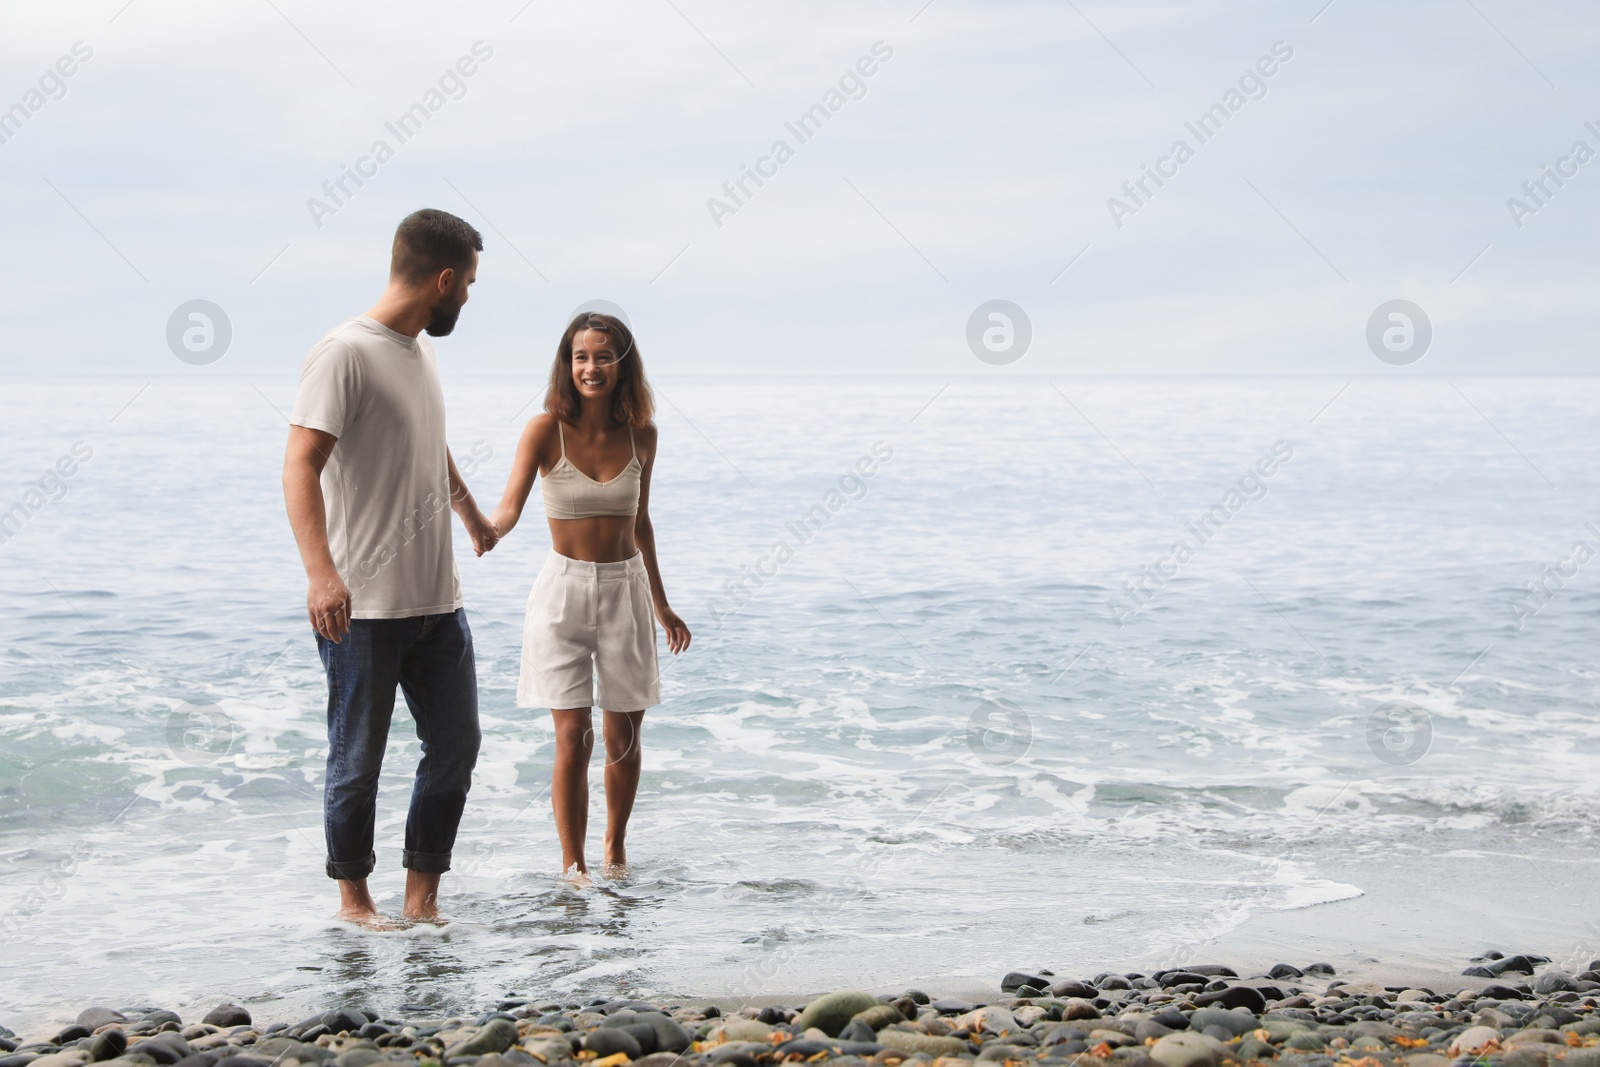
[17,951,1600,1067]
[582,1028,641,1060]
[86,1032,125,1063]
[74,1014,123,1035]
[200,1011,249,1031]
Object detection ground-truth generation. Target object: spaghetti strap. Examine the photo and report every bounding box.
[538,418,643,519]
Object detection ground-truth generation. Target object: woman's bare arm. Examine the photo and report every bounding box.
[490,415,546,537]
[634,425,691,653]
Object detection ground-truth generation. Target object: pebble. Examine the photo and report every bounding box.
[28,1054,88,1067]
[706,1042,763,1067]
[1449,1025,1502,1054]
[1150,1032,1224,1067]
[333,1050,385,1067]
[446,1018,517,1059]
[848,1006,903,1033]
[75,1013,124,1034]
[1060,999,1100,1021]
[582,1029,641,1060]
[1536,971,1578,995]
[952,1007,1015,1035]
[795,993,880,1039]
[1508,1029,1569,1046]
[873,1031,968,1058]
[1048,981,1096,1000]
[633,1056,690,1067]
[1405,1055,1451,1067]
[201,1010,250,1031]
[715,1021,771,1044]
[1186,1008,1257,1037]
[1089,1029,1136,1048]
[133,1035,192,1065]
[1191,987,1266,1014]
[10,952,1600,1067]
[1484,983,1530,1000]
[521,1039,571,1064]
[320,1012,367,1038]
[1134,1020,1173,1042]
[639,1015,693,1054]
[87,1032,126,1062]
[834,1021,873,1045]
[999,973,1049,994]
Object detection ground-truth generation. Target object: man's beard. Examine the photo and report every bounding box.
[425,297,463,337]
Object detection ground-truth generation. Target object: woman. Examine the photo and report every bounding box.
[490,311,691,882]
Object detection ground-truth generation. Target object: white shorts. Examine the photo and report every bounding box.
[517,550,661,711]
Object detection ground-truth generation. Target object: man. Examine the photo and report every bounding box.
[283,208,498,926]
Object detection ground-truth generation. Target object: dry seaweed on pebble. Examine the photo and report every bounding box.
[6,956,1600,1067]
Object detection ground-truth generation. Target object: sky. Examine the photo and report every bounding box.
[1,0,1597,377]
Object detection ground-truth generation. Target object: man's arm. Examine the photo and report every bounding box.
[283,425,351,641]
[447,448,498,556]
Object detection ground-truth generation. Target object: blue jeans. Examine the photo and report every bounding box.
[316,608,481,880]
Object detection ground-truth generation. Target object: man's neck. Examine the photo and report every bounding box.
[364,283,431,337]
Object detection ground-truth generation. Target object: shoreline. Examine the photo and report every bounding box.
[6,951,1599,1067]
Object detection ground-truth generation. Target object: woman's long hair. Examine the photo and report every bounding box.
[544,312,655,429]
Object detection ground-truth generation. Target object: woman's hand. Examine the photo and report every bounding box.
[488,504,513,541]
[461,505,499,557]
[657,604,691,654]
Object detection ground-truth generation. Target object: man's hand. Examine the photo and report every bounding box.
[447,448,498,557]
[308,572,353,642]
[285,426,351,640]
[462,506,499,557]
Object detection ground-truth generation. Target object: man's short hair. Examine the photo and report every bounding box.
[391,209,483,283]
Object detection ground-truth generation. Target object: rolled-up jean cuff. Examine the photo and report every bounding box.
[403,849,452,874]
[326,851,377,880]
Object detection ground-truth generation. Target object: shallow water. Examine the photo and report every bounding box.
[2,375,1598,1032]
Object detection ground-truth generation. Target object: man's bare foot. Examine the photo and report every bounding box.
[599,860,628,880]
[336,878,386,924]
[562,862,592,889]
[334,879,410,929]
[336,910,410,931]
[402,869,444,922]
[336,902,379,922]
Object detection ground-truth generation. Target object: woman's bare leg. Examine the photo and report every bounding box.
[551,708,595,877]
[601,710,645,871]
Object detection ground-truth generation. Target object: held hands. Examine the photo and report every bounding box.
[462,505,500,557]
[308,572,352,643]
[657,604,691,654]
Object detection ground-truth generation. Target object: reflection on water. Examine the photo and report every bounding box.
[295,876,668,1016]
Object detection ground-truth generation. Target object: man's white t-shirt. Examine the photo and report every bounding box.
[289,315,462,620]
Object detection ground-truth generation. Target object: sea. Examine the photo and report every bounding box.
[2,374,1598,1033]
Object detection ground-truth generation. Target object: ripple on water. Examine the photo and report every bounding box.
[2,377,1600,1029]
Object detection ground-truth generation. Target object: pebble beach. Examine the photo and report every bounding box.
[6,952,1600,1067]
